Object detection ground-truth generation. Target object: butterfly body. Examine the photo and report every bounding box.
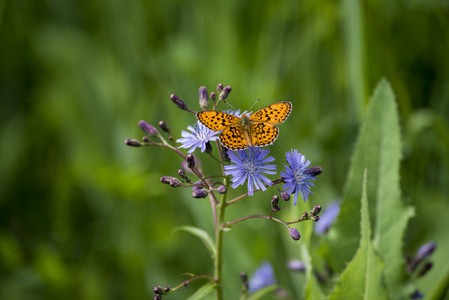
[196,102,292,151]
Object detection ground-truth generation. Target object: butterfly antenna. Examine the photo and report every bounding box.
[223,100,237,110]
[247,99,260,111]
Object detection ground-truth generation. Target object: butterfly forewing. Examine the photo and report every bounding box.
[220,125,249,150]
[197,111,240,131]
[249,102,292,124]
[250,123,279,147]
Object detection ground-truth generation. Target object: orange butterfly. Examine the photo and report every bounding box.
[196,102,292,150]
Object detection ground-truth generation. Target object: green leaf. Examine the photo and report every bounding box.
[321,78,414,274]
[246,285,278,300]
[173,226,216,260]
[186,282,217,300]
[328,170,388,300]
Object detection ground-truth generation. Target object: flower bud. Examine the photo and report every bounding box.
[205,141,212,154]
[153,286,163,294]
[164,286,171,293]
[192,189,209,198]
[219,85,232,101]
[217,83,224,92]
[125,139,142,147]
[199,86,209,110]
[417,261,433,277]
[217,185,226,194]
[160,176,182,187]
[415,241,436,263]
[305,166,323,176]
[154,295,162,300]
[289,227,301,241]
[139,120,159,137]
[302,211,309,218]
[158,121,170,134]
[192,180,203,191]
[271,195,279,206]
[186,154,195,169]
[311,216,320,222]
[310,205,322,216]
[210,92,216,103]
[142,136,150,142]
[281,191,290,201]
[287,259,306,272]
[170,94,189,111]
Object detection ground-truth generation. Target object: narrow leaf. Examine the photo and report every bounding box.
[246,285,278,300]
[186,282,217,300]
[173,226,216,260]
[329,170,388,299]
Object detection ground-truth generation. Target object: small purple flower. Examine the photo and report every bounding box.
[314,202,340,235]
[224,147,276,196]
[248,262,276,293]
[177,122,220,153]
[281,150,316,205]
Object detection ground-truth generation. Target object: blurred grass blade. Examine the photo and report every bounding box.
[173,226,217,260]
[329,170,388,299]
[246,285,278,300]
[186,282,217,300]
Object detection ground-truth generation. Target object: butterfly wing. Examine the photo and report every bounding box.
[249,102,292,124]
[220,125,249,150]
[197,111,240,131]
[250,123,279,147]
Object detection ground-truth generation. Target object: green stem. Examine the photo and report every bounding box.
[214,178,229,300]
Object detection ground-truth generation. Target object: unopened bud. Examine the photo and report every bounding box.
[217,185,226,194]
[186,154,195,169]
[205,141,212,154]
[219,85,232,101]
[289,227,301,241]
[169,179,183,187]
[210,92,216,103]
[221,147,230,162]
[305,166,323,176]
[142,136,150,142]
[192,189,209,198]
[170,94,189,111]
[154,295,162,300]
[139,120,159,137]
[417,261,433,277]
[192,181,203,191]
[153,286,163,294]
[160,176,182,187]
[310,205,322,216]
[125,139,142,147]
[271,195,279,206]
[281,191,290,201]
[287,259,306,272]
[311,216,320,222]
[199,87,209,110]
[217,83,224,92]
[158,121,170,134]
[164,286,171,293]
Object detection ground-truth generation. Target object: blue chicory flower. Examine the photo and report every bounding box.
[248,262,277,293]
[177,122,220,153]
[314,201,340,235]
[224,147,276,196]
[280,149,316,205]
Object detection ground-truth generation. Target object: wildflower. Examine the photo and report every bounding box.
[224,147,276,196]
[177,122,220,153]
[314,202,340,235]
[281,150,316,205]
[248,262,276,293]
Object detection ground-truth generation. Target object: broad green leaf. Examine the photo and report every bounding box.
[186,282,217,300]
[246,285,278,300]
[321,78,412,273]
[372,80,415,298]
[329,170,388,300]
[173,226,216,260]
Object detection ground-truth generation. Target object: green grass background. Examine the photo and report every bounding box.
[1,0,448,299]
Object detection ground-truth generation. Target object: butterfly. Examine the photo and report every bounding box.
[196,102,292,150]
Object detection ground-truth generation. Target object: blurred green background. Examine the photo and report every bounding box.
[1,0,448,299]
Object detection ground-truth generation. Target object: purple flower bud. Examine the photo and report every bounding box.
[271,195,279,206]
[164,286,171,293]
[154,295,162,300]
[205,141,212,154]
[139,120,159,137]
[169,179,183,187]
[311,216,320,222]
[219,85,232,101]
[160,176,173,184]
[305,166,323,176]
[199,86,209,110]
[281,191,290,201]
[153,286,163,294]
[210,92,216,103]
[310,205,322,216]
[142,136,150,142]
[186,154,195,169]
[125,139,142,147]
[170,94,189,111]
[240,272,248,281]
[192,180,203,191]
[417,261,433,277]
[217,185,226,194]
[415,241,436,262]
[158,121,170,134]
[287,259,306,272]
[192,189,209,198]
[302,211,309,219]
[217,83,224,92]
[289,228,301,241]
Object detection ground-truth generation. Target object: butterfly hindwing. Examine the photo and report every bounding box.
[196,111,240,131]
[250,122,279,147]
[249,102,292,124]
[220,125,249,150]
